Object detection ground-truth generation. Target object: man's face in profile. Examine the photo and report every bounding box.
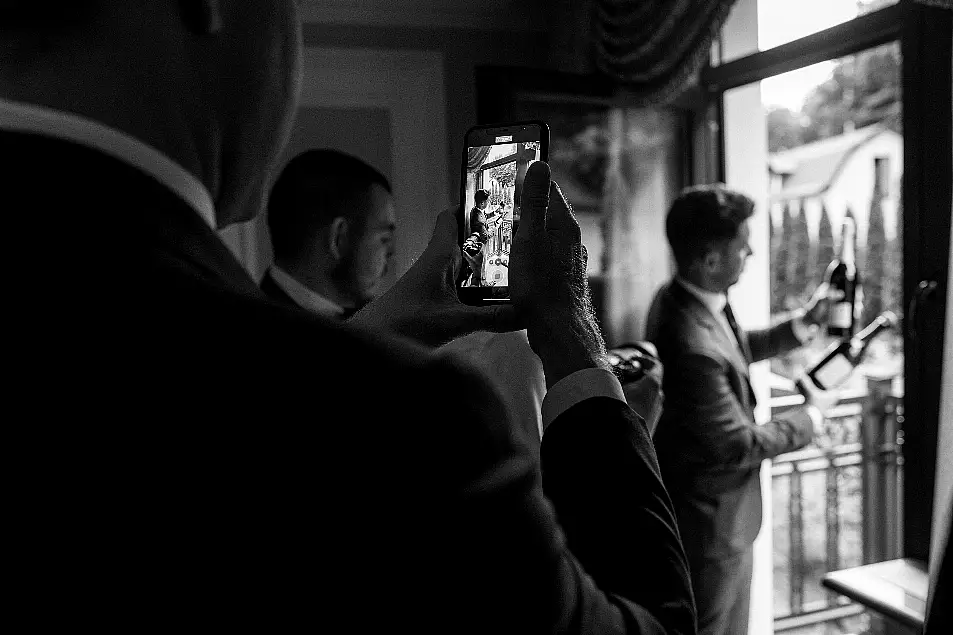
[711,220,752,292]
[337,184,397,306]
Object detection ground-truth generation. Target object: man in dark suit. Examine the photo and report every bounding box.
[469,188,493,243]
[4,2,694,633]
[262,149,395,318]
[647,185,840,635]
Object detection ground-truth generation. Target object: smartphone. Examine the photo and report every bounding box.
[457,121,549,305]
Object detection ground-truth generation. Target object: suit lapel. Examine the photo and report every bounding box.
[669,281,753,399]
[141,194,262,298]
[260,269,297,308]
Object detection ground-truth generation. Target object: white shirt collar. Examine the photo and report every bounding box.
[0,97,217,230]
[676,276,727,318]
[269,267,346,319]
[676,276,748,353]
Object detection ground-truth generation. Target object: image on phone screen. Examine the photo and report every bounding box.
[460,137,542,290]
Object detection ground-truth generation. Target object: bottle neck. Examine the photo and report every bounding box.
[840,224,856,265]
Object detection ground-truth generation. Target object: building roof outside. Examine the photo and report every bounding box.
[768,123,894,203]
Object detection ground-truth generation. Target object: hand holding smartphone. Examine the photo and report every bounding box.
[457,121,549,305]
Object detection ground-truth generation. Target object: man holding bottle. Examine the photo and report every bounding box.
[647,184,843,635]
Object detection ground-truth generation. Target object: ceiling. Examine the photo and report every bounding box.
[299,0,549,32]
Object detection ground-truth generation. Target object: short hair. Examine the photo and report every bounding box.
[267,149,391,263]
[665,184,755,268]
[474,189,490,206]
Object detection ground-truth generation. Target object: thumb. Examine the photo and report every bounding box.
[518,161,551,237]
[415,207,461,272]
[427,207,460,252]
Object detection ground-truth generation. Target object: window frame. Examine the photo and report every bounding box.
[697,0,952,564]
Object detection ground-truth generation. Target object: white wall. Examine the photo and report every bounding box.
[218,5,552,279]
[220,48,447,283]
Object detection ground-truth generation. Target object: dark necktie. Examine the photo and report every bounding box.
[722,302,750,363]
[723,302,758,408]
[721,302,745,352]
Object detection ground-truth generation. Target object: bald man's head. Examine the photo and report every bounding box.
[1,1,304,228]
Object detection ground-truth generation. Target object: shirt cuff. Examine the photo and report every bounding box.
[541,368,626,432]
[791,311,820,345]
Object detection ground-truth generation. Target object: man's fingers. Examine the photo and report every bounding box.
[814,282,844,302]
[633,341,659,358]
[518,161,551,237]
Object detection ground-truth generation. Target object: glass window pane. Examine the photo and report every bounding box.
[720,0,898,64]
[722,40,903,633]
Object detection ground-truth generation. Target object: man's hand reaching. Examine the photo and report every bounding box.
[801,282,846,327]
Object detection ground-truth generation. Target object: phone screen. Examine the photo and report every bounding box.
[459,122,546,303]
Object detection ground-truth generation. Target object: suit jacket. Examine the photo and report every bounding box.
[647,280,814,559]
[469,205,489,241]
[259,268,298,308]
[8,130,694,634]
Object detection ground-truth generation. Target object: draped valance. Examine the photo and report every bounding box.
[560,0,950,105]
[467,146,492,171]
[591,0,740,104]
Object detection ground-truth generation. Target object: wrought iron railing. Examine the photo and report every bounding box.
[770,376,904,634]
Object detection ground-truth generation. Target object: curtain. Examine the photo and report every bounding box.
[576,0,949,105]
[592,0,740,104]
[466,145,492,171]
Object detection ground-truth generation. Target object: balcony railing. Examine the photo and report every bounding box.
[770,375,903,634]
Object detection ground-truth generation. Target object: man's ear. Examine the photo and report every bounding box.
[328,217,350,262]
[178,0,223,35]
[702,249,722,273]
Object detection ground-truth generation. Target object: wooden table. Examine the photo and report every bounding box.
[822,558,928,631]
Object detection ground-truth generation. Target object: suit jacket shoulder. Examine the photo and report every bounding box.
[8,131,695,634]
[648,281,730,363]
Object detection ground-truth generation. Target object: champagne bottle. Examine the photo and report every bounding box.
[806,311,897,390]
[826,216,861,337]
